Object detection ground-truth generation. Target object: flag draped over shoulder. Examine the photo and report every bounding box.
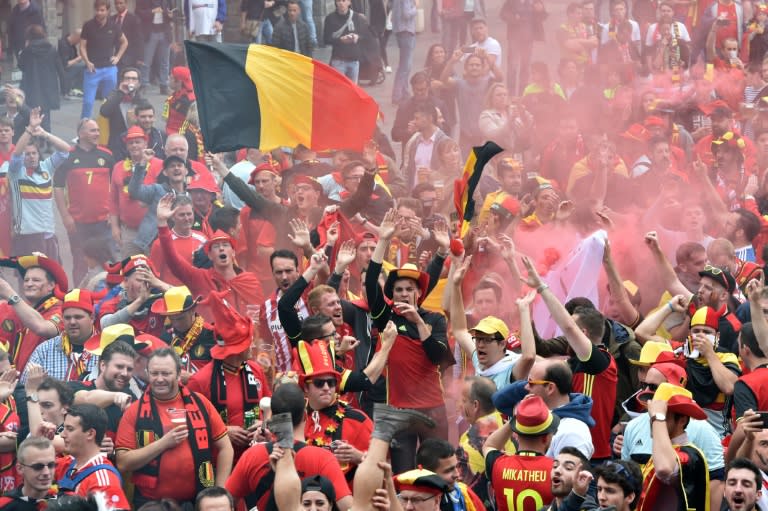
[453,142,504,237]
[184,41,379,152]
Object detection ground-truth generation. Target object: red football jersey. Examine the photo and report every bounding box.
[487,451,554,511]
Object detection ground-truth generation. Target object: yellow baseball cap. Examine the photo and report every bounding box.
[470,316,510,340]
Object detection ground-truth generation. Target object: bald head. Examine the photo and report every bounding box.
[165,134,189,160]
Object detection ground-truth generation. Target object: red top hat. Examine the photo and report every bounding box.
[511,395,560,436]
[16,254,68,294]
[294,340,341,388]
[205,289,252,359]
[62,289,95,314]
[103,261,123,285]
[205,230,237,255]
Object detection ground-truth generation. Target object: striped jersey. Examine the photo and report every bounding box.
[260,289,309,373]
[5,151,69,235]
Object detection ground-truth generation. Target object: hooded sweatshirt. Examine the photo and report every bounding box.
[493,380,595,458]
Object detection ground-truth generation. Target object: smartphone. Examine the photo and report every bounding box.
[757,411,768,428]
[461,46,475,53]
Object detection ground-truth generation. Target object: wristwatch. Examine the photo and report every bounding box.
[651,413,666,423]
[26,393,39,403]
[7,294,21,306]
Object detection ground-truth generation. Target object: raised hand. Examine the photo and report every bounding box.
[381,321,397,350]
[309,250,328,271]
[644,231,661,252]
[520,256,545,290]
[325,221,340,247]
[432,218,451,251]
[335,240,357,271]
[452,255,472,286]
[516,289,537,309]
[287,218,312,249]
[379,208,398,240]
[156,194,177,224]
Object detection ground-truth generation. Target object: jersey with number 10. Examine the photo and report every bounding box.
[486,450,554,511]
[53,145,114,223]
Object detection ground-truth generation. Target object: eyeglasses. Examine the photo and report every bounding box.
[397,494,437,505]
[308,378,337,389]
[527,378,554,386]
[21,462,56,471]
[473,336,502,346]
[316,332,339,341]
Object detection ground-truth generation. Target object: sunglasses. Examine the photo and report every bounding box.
[644,382,659,392]
[308,378,337,389]
[527,378,554,386]
[21,462,56,471]
[702,264,723,275]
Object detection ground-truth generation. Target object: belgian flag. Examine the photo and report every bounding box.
[453,142,504,237]
[184,41,379,152]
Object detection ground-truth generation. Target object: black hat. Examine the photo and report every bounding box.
[301,475,336,504]
[698,265,736,294]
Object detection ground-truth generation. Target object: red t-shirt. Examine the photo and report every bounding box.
[715,1,738,48]
[187,360,271,460]
[0,297,62,373]
[304,402,373,476]
[54,146,115,223]
[226,442,351,511]
[115,390,228,502]
[237,208,277,284]
[571,347,618,460]
[55,453,130,509]
[109,157,162,229]
[386,332,445,409]
[149,229,207,286]
[487,450,554,511]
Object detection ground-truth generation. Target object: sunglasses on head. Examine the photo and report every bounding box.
[309,378,337,389]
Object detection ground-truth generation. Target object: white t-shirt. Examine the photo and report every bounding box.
[599,19,642,44]
[644,21,691,47]
[471,36,503,61]
[188,0,218,36]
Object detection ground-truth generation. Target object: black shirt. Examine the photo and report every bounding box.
[81,17,123,68]
[57,37,78,66]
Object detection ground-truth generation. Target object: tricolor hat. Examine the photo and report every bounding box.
[711,131,746,153]
[698,265,736,293]
[629,340,673,366]
[383,264,430,306]
[85,323,135,355]
[689,305,725,331]
[62,289,95,314]
[204,230,237,254]
[150,285,201,315]
[16,254,68,294]
[134,333,169,357]
[511,395,560,436]
[490,196,521,220]
[735,260,764,291]
[123,125,148,142]
[470,316,510,340]
[498,156,523,172]
[394,469,450,496]
[206,289,253,359]
[294,340,341,387]
[121,254,156,276]
[651,382,707,420]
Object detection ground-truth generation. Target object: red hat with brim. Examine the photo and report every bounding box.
[187,171,220,194]
[205,230,237,255]
[206,289,253,359]
[123,125,148,142]
[650,361,688,387]
[248,161,281,184]
[135,333,169,357]
[16,254,68,294]
[699,99,733,116]
[667,394,707,420]
[294,340,341,388]
[384,264,431,306]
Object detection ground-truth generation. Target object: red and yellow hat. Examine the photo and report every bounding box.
[62,289,95,314]
[689,305,725,331]
[103,261,124,286]
[711,131,746,153]
[206,289,253,360]
[294,340,341,388]
[652,382,707,420]
[85,323,135,355]
[383,264,430,306]
[248,159,282,183]
[150,285,201,315]
[14,254,69,294]
[511,395,560,436]
[629,340,673,367]
[394,469,450,496]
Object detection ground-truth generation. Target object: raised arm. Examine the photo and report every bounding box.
[0,277,59,339]
[520,256,592,360]
[634,295,687,343]
[449,255,477,357]
[747,279,768,355]
[644,231,692,298]
[602,239,640,326]
[513,290,538,380]
[366,209,397,327]
[277,250,326,344]
[360,321,397,383]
